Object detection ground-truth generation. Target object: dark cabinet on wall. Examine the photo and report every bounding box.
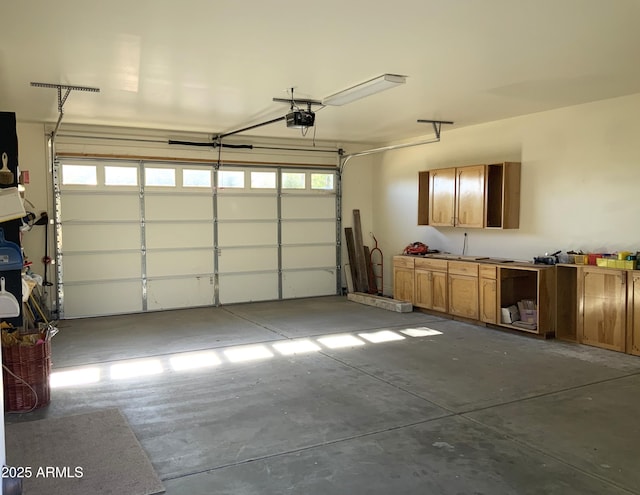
[0,111,23,327]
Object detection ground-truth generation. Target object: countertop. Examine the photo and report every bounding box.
[397,253,553,269]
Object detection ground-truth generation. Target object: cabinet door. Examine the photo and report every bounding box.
[479,277,497,323]
[415,269,448,312]
[627,272,640,356]
[581,269,626,352]
[448,274,479,319]
[431,270,448,313]
[394,267,415,304]
[429,168,455,226]
[456,165,485,228]
[414,269,432,309]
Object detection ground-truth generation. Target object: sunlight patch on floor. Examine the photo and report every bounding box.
[49,326,444,387]
[358,330,405,343]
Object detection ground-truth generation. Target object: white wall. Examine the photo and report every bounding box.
[17,122,49,285]
[373,93,640,295]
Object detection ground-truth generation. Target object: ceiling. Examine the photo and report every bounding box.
[2,0,640,145]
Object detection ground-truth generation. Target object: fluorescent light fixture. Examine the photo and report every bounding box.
[323,74,407,106]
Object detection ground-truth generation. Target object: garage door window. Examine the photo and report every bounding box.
[282,172,305,189]
[105,166,138,186]
[219,170,244,188]
[251,171,276,189]
[145,167,176,187]
[62,164,97,185]
[183,169,211,188]
[311,173,334,190]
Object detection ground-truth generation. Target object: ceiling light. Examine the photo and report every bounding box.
[322,74,407,106]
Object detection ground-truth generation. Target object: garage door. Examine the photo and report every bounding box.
[57,159,337,317]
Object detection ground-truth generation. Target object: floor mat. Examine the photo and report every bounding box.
[6,408,164,495]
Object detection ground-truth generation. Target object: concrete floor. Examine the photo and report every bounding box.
[6,295,640,494]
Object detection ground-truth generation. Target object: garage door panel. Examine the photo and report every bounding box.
[218,196,277,220]
[282,221,335,244]
[147,250,214,277]
[147,277,215,310]
[63,252,141,282]
[281,196,335,219]
[145,195,213,221]
[64,281,142,317]
[282,269,336,299]
[219,273,278,304]
[61,194,140,222]
[218,247,277,273]
[282,245,335,269]
[146,223,214,249]
[63,224,140,251]
[58,162,337,316]
[217,222,277,246]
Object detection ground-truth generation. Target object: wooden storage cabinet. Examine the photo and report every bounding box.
[576,266,627,353]
[418,162,520,229]
[455,165,485,228]
[556,265,578,342]
[479,265,497,324]
[497,266,555,336]
[627,271,640,356]
[414,258,448,312]
[557,265,638,354]
[448,261,479,319]
[428,167,456,226]
[393,256,415,304]
[485,163,521,229]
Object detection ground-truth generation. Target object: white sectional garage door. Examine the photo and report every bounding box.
[57,159,337,317]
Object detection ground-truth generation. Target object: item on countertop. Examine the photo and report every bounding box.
[403,242,429,255]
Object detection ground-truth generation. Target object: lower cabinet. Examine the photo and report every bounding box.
[448,261,479,320]
[392,256,555,337]
[393,256,415,303]
[627,272,640,356]
[414,258,448,312]
[578,267,626,352]
[479,265,497,324]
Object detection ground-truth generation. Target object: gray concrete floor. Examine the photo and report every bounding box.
[6,295,640,494]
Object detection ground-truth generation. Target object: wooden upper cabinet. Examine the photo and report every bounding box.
[486,162,521,229]
[418,162,520,229]
[429,167,456,226]
[456,165,485,228]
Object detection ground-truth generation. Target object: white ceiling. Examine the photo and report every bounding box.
[2,0,640,144]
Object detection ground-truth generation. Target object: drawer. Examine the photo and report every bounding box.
[393,256,415,268]
[415,258,448,271]
[479,265,497,279]
[448,261,479,276]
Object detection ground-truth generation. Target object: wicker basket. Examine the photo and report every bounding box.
[2,339,51,412]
